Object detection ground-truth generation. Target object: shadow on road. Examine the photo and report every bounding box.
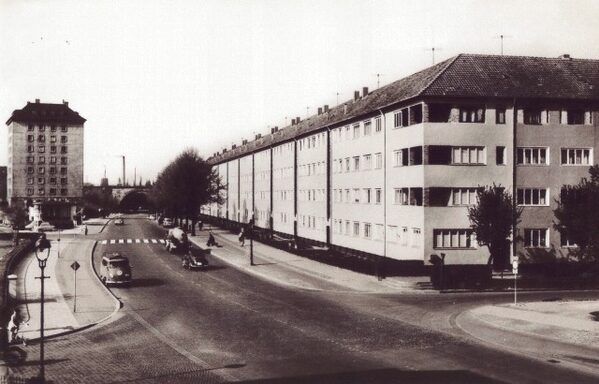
[129,278,166,288]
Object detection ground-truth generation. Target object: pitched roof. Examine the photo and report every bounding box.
[6,101,86,125]
[209,53,599,164]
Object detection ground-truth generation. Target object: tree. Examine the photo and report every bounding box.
[1,201,28,245]
[468,184,521,269]
[151,148,223,235]
[554,165,599,263]
[82,188,119,218]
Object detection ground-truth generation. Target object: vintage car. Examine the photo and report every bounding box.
[114,218,124,226]
[182,252,209,270]
[100,253,132,286]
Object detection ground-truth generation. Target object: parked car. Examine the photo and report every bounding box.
[100,253,132,286]
[162,218,174,228]
[114,218,124,226]
[148,214,156,221]
[182,252,209,270]
[36,221,56,232]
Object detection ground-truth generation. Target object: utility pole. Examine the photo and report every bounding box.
[496,34,512,55]
[375,73,383,89]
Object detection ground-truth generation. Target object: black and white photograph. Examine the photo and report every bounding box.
[1,0,599,383]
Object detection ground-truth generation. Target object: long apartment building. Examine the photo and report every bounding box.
[202,54,599,268]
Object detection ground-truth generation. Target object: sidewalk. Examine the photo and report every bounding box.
[189,225,432,294]
[11,229,118,343]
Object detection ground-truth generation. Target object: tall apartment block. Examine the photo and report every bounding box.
[202,54,599,268]
[6,100,86,225]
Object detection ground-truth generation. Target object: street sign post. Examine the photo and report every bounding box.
[512,257,519,304]
[71,261,80,312]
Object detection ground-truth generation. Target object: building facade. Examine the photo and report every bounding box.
[202,54,599,268]
[6,100,86,225]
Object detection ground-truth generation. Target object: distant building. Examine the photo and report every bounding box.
[5,99,86,224]
[202,53,599,270]
[0,166,6,204]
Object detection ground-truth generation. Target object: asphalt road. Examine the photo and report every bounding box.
[10,216,599,383]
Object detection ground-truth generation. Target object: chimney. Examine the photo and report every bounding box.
[362,87,369,97]
[255,133,261,140]
[354,91,359,101]
[296,116,300,123]
[317,107,322,115]
[291,118,296,126]
[559,54,571,60]
[274,126,278,132]
[271,127,275,133]
[242,139,248,145]
[324,105,329,113]
[344,104,349,114]
[232,144,236,149]
[223,148,227,153]
[35,99,40,103]
[62,99,69,106]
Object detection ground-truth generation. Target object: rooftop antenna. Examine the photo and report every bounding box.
[336,92,340,106]
[306,106,310,117]
[496,34,513,55]
[426,47,442,64]
[375,73,384,89]
[284,116,288,126]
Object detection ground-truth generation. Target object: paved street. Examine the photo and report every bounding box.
[7,216,599,383]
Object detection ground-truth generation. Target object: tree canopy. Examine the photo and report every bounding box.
[151,148,223,233]
[468,184,521,269]
[82,188,119,217]
[554,165,599,263]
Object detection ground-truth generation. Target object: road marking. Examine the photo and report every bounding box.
[127,239,132,244]
[100,240,107,245]
[151,239,157,244]
[118,239,124,244]
[110,239,116,244]
[143,239,149,243]
[159,239,165,244]
[135,239,141,243]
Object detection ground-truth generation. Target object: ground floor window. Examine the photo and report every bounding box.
[524,228,548,248]
[433,229,475,249]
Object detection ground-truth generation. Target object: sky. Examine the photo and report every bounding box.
[2,0,599,185]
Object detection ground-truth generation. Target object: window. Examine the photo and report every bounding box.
[27,166,34,174]
[61,157,68,165]
[38,156,45,164]
[387,225,398,243]
[50,125,56,132]
[401,108,409,126]
[61,146,67,154]
[412,228,421,248]
[524,228,548,247]
[61,177,67,185]
[410,188,423,206]
[517,188,548,206]
[353,124,360,139]
[363,120,371,136]
[364,188,371,203]
[49,167,56,174]
[560,232,577,247]
[27,135,34,142]
[567,109,584,125]
[49,188,57,195]
[364,223,371,238]
[345,125,351,140]
[27,145,34,153]
[27,177,34,185]
[37,177,45,184]
[363,154,372,170]
[49,177,56,185]
[409,146,422,165]
[451,188,479,206]
[60,188,68,196]
[28,125,34,132]
[428,104,451,122]
[375,117,382,133]
[345,220,350,235]
[38,166,45,174]
[496,107,506,124]
[375,153,382,169]
[452,146,485,164]
[51,146,57,154]
[353,189,360,203]
[60,167,67,175]
[459,106,485,123]
[345,189,350,202]
[26,156,34,164]
[394,188,409,205]
[50,136,57,143]
[38,135,45,142]
[38,188,45,195]
[345,158,350,172]
[50,156,56,164]
[394,111,402,128]
[353,222,360,236]
[561,148,592,165]
[38,125,45,132]
[393,150,402,167]
[61,136,68,143]
[517,147,549,165]
[26,188,34,196]
[38,145,45,153]
[524,109,542,125]
[434,229,475,249]
[375,188,382,204]
[353,156,360,171]
[496,146,506,165]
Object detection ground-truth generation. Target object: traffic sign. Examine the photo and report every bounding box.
[70,261,81,271]
[512,260,518,274]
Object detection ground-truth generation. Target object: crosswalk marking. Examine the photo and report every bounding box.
[110,239,116,244]
[151,239,157,244]
[101,238,168,246]
[159,239,165,244]
[127,239,132,244]
[135,239,141,243]
[100,240,107,245]
[143,239,149,244]
[118,239,124,244]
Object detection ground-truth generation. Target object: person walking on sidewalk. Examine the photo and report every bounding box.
[84,224,88,236]
[239,228,245,247]
[206,231,217,247]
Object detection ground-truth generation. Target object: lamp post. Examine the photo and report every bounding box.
[34,234,51,383]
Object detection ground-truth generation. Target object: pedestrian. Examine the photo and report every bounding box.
[207,231,216,247]
[239,228,245,247]
[84,224,88,236]
[198,220,203,232]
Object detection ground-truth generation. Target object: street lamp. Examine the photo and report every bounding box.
[34,234,51,383]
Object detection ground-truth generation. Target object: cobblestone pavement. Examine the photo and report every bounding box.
[8,314,227,383]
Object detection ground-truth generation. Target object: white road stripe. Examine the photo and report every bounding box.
[118,239,124,244]
[135,239,141,243]
[109,239,116,244]
[127,239,132,244]
[158,239,165,244]
[151,239,157,244]
[143,239,149,244]
[100,240,107,245]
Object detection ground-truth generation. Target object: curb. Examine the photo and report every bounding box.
[22,240,122,344]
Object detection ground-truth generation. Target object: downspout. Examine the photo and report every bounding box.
[377,109,387,280]
[269,146,274,237]
[252,153,255,224]
[512,98,518,263]
[293,138,298,244]
[326,127,331,247]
